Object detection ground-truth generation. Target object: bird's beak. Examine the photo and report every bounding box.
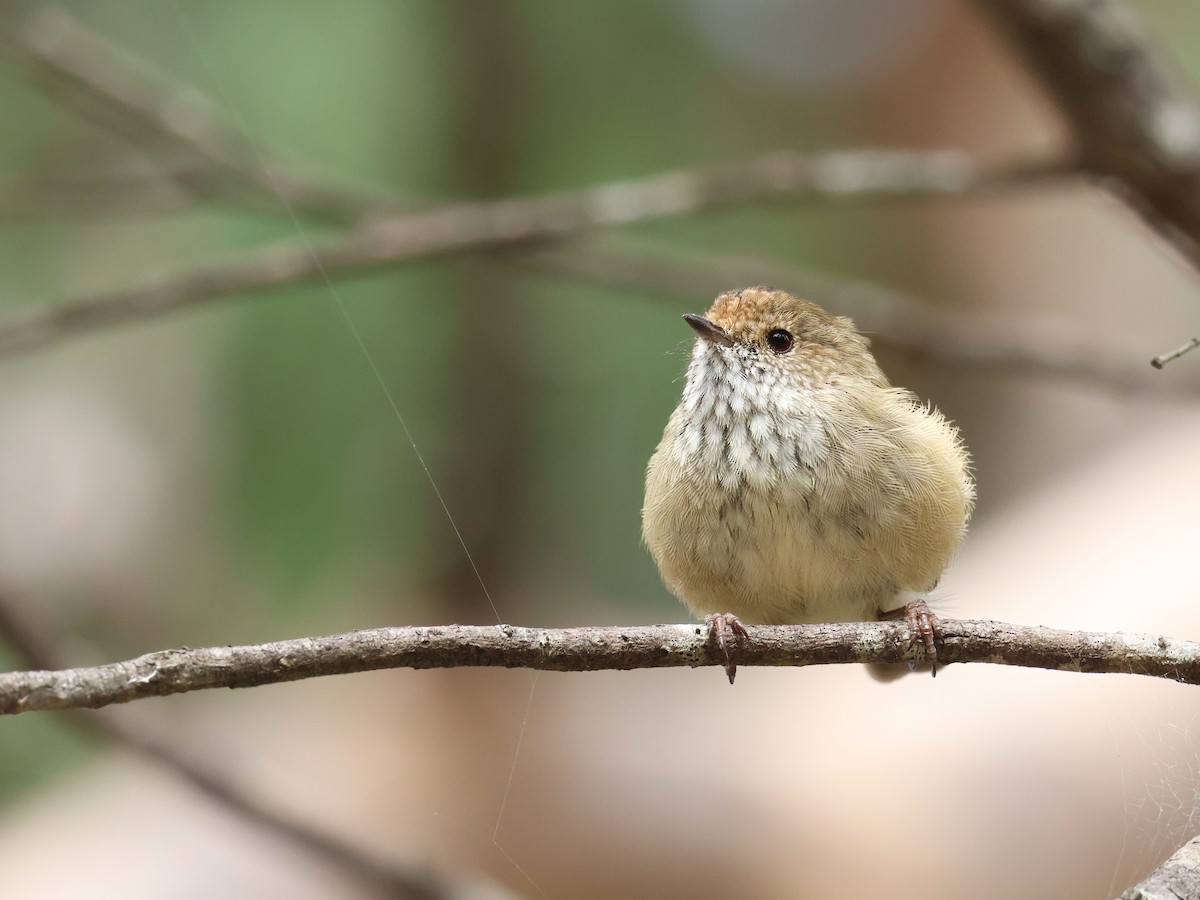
[683,313,735,348]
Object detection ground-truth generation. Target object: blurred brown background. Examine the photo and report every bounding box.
[1,1,1200,897]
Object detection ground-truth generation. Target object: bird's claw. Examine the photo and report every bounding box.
[903,598,945,676]
[705,612,749,684]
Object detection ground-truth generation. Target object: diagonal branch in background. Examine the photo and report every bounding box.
[2,6,1069,230]
[17,2,1200,379]
[973,0,1200,366]
[65,716,465,900]
[6,3,1198,384]
[3,619,1200,716]
[0,149,1072,358]
[521,239,1190,395]
[3,3,1132,393]
[0,6,378,222]
[0,6,1071,224]
[0,595,492,900]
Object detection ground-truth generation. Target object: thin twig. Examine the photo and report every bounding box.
[2,619,1199,716]
[1150,336,1200,369]
[0,595,481,900]
[519,239,1187,394]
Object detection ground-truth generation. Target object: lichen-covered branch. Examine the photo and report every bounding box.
[3,619,1199,716]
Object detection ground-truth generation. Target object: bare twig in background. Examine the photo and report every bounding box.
[0,5,377,222]
[521,238,1188,394]
[6,2,1152,399]
[973,0,1200,271]
[1151,335,1200,368]
[0,6,1070,222]
[3,619,1200,716]
[3,2,1198,386]
[0,595,492,900]
[1,4,1068,226]
[1119,833,1200,899]
[0,7,1085,364]
[0,148,1072,358]
[69,717,466,900]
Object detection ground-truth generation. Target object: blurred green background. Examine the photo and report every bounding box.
[3,2,1200,898]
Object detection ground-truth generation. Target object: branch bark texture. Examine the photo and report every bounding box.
[1120,833,1200,899]
[3,619,1200,716]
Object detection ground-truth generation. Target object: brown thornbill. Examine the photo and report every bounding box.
[642,287,974,682]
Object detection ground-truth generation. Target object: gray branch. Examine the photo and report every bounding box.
[1120,834,1200,899]
[3,619,1200,716]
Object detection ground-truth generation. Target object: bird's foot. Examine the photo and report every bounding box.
[705,612,749,684]
[902,598,945,676]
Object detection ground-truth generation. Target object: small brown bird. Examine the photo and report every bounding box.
[642,287,973,682]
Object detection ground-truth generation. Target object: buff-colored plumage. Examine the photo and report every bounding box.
[642,287,973,628]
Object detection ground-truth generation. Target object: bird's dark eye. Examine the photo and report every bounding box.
[766,329,794,353]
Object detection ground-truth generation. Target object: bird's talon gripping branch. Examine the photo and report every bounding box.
[705,612,749,684]
[904,598,945,675]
